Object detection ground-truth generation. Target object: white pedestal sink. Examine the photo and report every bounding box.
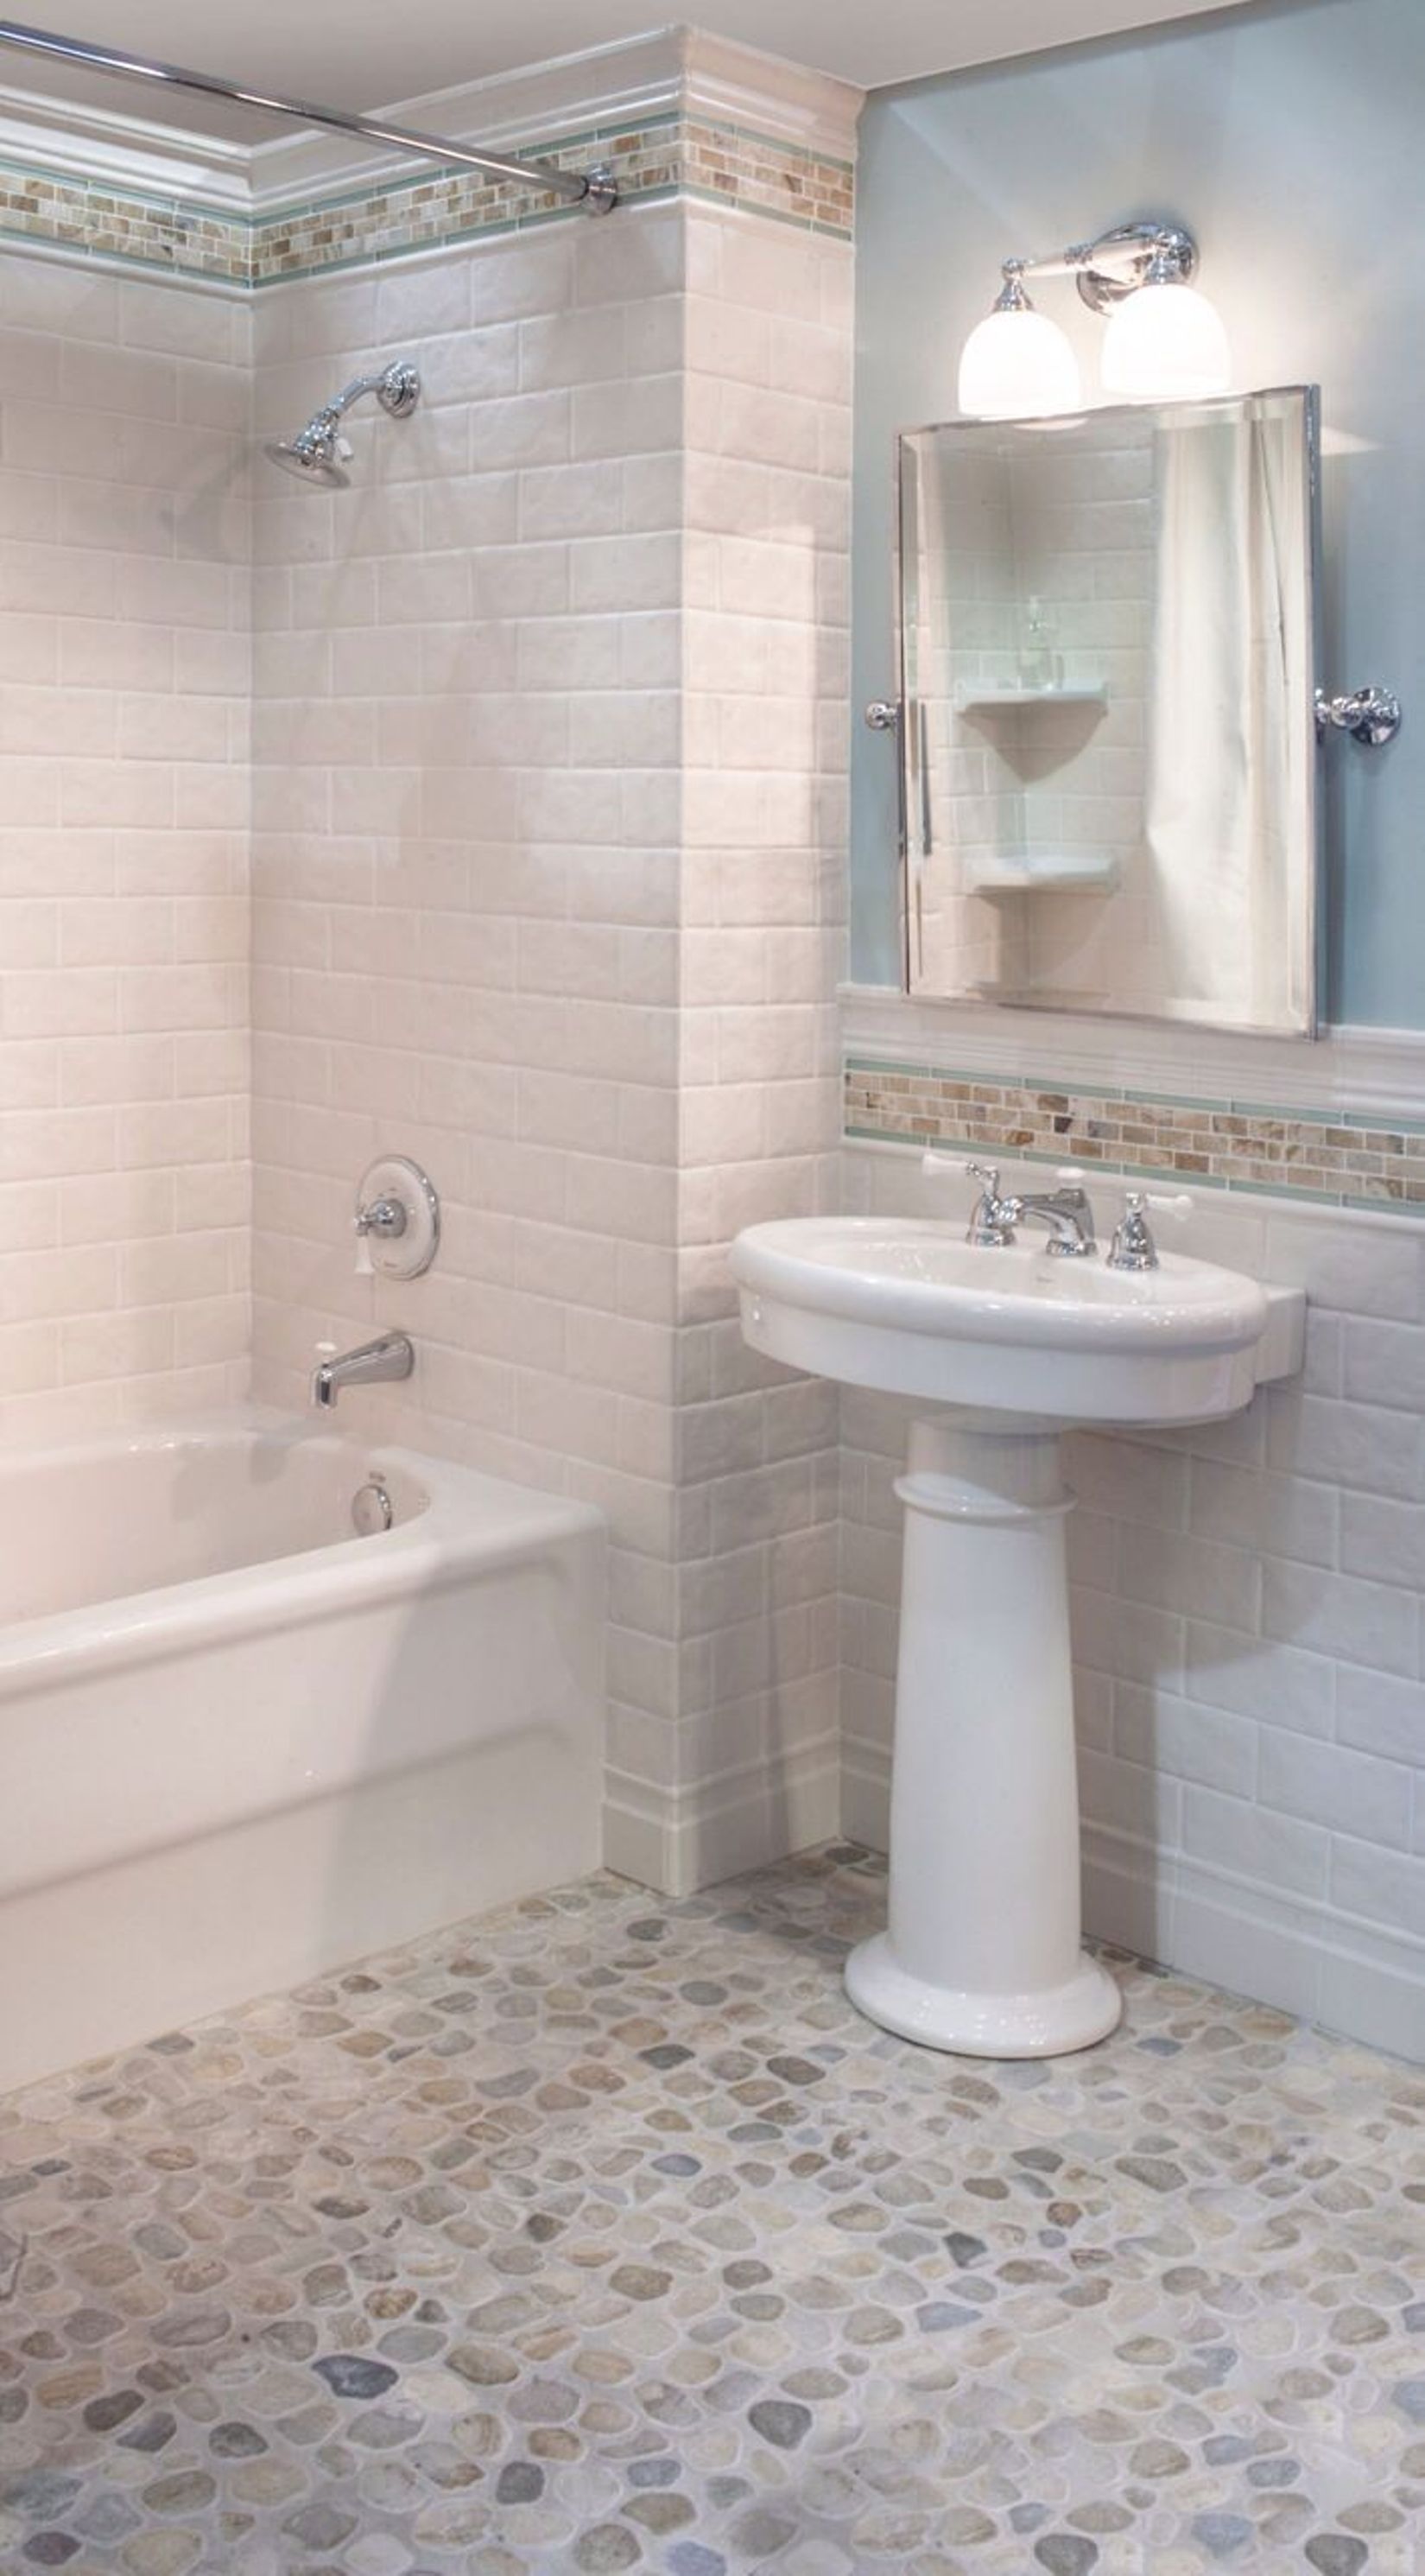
[729,1210,1305,2059]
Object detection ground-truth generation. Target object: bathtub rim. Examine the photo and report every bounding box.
[0,1407,605,1702]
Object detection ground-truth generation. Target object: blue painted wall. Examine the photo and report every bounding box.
[850,0,1425,1025]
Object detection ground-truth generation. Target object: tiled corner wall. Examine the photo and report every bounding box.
[0,257,250,1443]
[247,194,853,1895]
[836,1103,1425,2058]
[652,206,852,1888]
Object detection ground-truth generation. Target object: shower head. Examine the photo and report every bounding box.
[263,421,352,486]
[263,358,421,490]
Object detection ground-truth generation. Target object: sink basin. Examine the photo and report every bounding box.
[731,1216,1303,1424]
[729,1208,1305,2062]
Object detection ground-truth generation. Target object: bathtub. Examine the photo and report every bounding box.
[0,1414,605,2093]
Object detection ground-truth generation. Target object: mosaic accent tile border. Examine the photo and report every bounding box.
[252,117,853,282]
[0,114,853,289]
[0,155,246,282]
[846,1053,1425,1211]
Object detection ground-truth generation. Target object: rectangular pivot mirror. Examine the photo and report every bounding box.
[898,387,1320,1035]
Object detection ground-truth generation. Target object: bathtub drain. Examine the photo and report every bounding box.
[352,1477,394,1535]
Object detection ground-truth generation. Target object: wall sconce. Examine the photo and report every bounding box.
[958,220,1231,419]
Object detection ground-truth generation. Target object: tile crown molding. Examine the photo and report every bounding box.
[0,25,862,216]
[0,80,253,210]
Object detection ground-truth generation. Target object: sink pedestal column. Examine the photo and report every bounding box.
[846,1413,1121,2058]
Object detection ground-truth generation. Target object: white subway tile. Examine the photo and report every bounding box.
[1259,1729,1412,1849]
[1181,1785,1328,1897]
[1261,1559,1418,1677]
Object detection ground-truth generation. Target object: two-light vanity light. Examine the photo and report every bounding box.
[957,220,1231,418]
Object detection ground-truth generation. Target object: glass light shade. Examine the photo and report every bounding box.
[1100,279,1231,400]
[957,306,1081,420]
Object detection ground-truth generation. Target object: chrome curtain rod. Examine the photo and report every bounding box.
[0,17,618,213]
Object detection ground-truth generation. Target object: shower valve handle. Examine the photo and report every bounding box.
[354,1195,408,1240]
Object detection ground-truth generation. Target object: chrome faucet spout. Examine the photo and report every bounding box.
[310,1331,415,1410]
[1009,1187,1098,1258]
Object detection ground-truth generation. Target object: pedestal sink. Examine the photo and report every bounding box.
[729,1204,1305,2059]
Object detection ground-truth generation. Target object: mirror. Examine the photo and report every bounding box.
[897,387,1320,1035]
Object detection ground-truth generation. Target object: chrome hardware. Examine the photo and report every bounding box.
[352,1476,395,1536]
[354,1195,408,1242]
[353,1156,440,1280]
[1314,685,1402,748]
[864,700,901,731]
[1107,1190,1159,1272]
[266,362,422,488]
[1010,1183,1098,1258]
[1068,220,1200,314]
[311,1333,415,1412]
[580,163,619,219]
[954,1156,1097,1257]
[1105,1185,1193,1270]
[963,1160,1016,1248]
[0,21,618,211]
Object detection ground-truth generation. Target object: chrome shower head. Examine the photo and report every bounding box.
[263,358,421,490]
[263,418,351,487]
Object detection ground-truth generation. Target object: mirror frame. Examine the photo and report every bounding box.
[892,384,1323,1039]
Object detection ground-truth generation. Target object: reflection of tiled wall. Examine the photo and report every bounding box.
[0,115,853,292]
[909,428,1162,1013]
[846,1056,1425,1210]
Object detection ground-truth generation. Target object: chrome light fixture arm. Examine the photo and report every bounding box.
[1008,222,1200,312]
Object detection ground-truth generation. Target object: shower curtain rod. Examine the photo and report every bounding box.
[0,16,619,213]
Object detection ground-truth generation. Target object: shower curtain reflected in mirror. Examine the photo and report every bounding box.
[1146,403,1314,1029]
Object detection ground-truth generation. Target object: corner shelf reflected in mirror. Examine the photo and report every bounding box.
[969,851,1121,895]
[953,682,1108,714]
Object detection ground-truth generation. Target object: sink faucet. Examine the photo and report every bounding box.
[963,1161,1098,1259]
[310,1330,415,1410]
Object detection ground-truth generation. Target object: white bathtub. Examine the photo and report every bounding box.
[0,1414,605,2093]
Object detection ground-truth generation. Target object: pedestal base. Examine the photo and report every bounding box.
[846,1412,1123,2061]
[846,1931,1121,2059]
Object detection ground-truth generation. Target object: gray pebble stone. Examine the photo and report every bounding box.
[284,2502,358,2550]
[1193,2515,1256,2559]
[210,2421,267,2458]
[1304,2541,1369,2576]
[572,2529,641,2572]
[314,2357,398,2400]
[1034,2538,1099,2575]
[747,2399,812,2448]
[667,2548,725,2576]
[495,2462,543,2503]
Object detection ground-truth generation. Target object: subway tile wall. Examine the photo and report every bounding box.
[654,207,851,1887]
[0,260,251,1440]
[839,1140,1425,2059]
[249,210,692,1856]
[248,200,852,1892]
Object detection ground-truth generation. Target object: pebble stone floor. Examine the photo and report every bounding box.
[0,1846,1421,2576]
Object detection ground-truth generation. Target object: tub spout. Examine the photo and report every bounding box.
[311,1331,415,1410]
